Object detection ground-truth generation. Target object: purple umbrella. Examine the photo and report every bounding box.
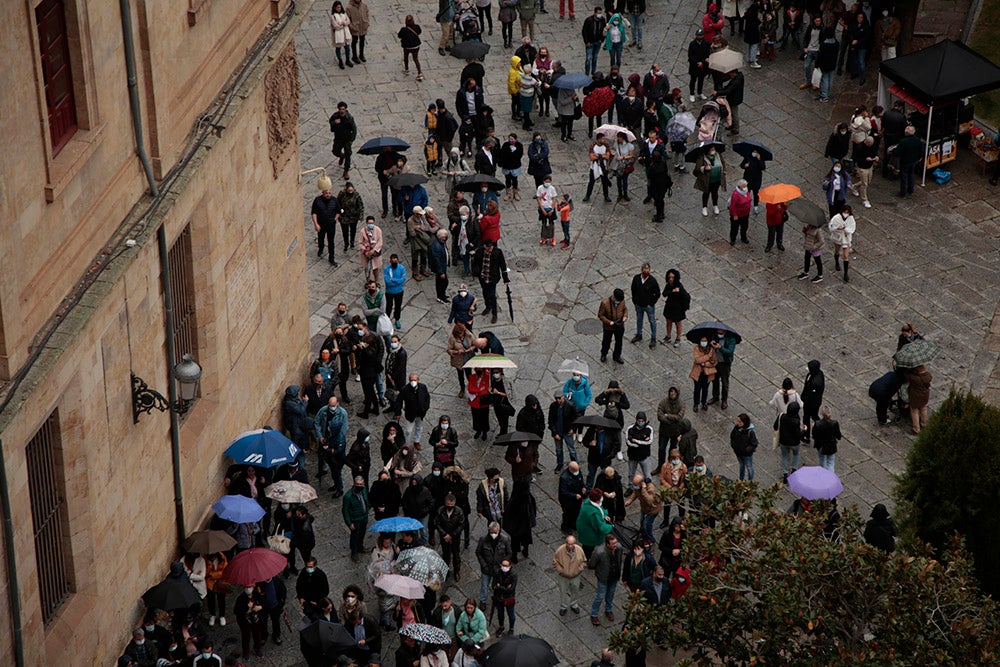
[787,467,843,500]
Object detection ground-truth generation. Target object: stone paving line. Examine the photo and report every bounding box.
[203,1,1000,665]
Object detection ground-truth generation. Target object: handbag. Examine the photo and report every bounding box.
[624,161,635,175]
[497,399,516,418]
[267,526,292,555]
[501,597,516,607]
[573,102,583,120]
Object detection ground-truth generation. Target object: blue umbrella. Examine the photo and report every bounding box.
[212,494,266,523]
[225,429,301,468]
[369,516,425,533]
[550,73,593,90]
[732,140,773,162]
[685,321,743,344]
[358,136,410,155]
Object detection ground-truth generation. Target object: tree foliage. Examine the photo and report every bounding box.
[611,476,999,666]
[895,388,1000,599]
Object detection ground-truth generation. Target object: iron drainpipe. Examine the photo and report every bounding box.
[119,0,186,545]
[0,440,25,667]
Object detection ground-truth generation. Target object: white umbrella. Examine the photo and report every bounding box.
[463,354,518,369]
[264,480,318,504]
[593,124,636,143]
[708,49,743,73]
[558,357,590,377]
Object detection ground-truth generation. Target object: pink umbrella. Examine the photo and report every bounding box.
[221,548,287,586]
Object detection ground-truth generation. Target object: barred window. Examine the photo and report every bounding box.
[168,225,198,360]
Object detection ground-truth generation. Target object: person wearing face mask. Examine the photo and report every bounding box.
[689,336,717,412]
[382,254,407,330]
[190,639,222,667]
[477,467,509,526]
[597,288,628,363]
[582,7,608,76]
[583,133,613,203]
[621,539,656,593]
[446,322,476,396]
[476,522,513,607]
[491,558,519,635]
[340,585,381,661]
[489,368,514,436]
[346,428,374,487]
[311,176,339,265]
[139,613,174,657]
[393,372,431,450]
[694,143,726,217]
[429,415,460,466]
[617,84,644,133]
[822,160,852,217]
[827,205,856,282]
[727,178,754,246]
[558,460,587,531]
[875,10,900,60]
[234,585,266,659]
[336,181,364,253]
[384,335,408,404]
[687,29,711,102]
[358,216,385,283]
[124,627,160,666]
[343,475,371,561]
[527,133,552,186]
[624,412,654,482]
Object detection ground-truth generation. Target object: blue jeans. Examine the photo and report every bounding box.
[803,51,817,85]
[609,42,623,68]
[587,461,602,490]
[748,42,759,64]
[555,435,578,467]
[693,376,709,407]
[738,455,755,481]
[635,305,656,339]
[479,574,493,608]
[585,42,601,75]
[818,454,836,472]
[496,604,515,630]
[854,48,868,81]
[561,220,571,243]
[820,71,833,100]
[590,578,617,617]
[630,13,644,44]
[640,512,655,544]
[780,445,800,475]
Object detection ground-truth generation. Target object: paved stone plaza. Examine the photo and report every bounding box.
[210,0,1000,664]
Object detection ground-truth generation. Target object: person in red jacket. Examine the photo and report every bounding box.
[764,201,787,252]
[701,3,724,43]
[727,179,753,246]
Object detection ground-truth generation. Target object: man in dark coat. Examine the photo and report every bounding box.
[687,29,711,101]
[311,181,339,264]
[515,394,546,473]
[548,390,579,473]
[471,239,510,324]
[296,557,331,606]
[640,566,670,605]
[474,139,498,176]
[282,385,313,455]
[881,100,906,176]
[330,101,358,179]
[558,461,586,532]
[868,370,903,425]
[435,494,466,580]
[801,359,825,442]
[716,69,744,134]
[393,373,432,449]
[630,262,660,347]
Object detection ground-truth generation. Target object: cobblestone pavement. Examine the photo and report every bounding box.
[208,0,1000,664]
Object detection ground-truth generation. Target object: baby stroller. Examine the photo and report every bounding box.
[696,99,730,142]
[456,6,482,42]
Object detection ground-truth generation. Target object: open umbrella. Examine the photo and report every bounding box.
[594,124,636,143]
[388,173,428,189]
[685,321,743,345]
[758,183,802,205]
[666,111,697,137]
[369,516,425,533]
[482,634,559,667]
[787,466,843,500]
[455,174,505,192]
[893,339,940,368]
[300,621,357,666]
[374,574,426,599]
[551,72,593,90]
[225,429,301,468]
[212,494,266,523]
[399,623,453,645]
[358,136,410,155]
[685,140,726,163]
[708,49,744,73]
[494,431,544,445]
[143,565,201,611]
[264,480,318,504]
[451,41,491,59]
[506,283,515,321]
[463,354,517,369]
[558,357,590,377]
[788,198,827,228]
[221,547,288,586]
[392,547,449,589]
[572,415,622,430]
[182,530,236,555]
[732,140,773,162]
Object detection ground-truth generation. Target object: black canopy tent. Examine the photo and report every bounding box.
[878,40,1000,185]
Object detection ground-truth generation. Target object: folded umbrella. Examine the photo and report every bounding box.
[572,415,622,430]
[399,623,453,645]
[550,72,593,90]
[358,136,410,155]
[893,339,940,368]
[300,620,357,666]
[182,530,236,555]
[708,49,743,73]
[685,321,743,345]
[388,173,428,189]
[732,140,773,162]
[264,480,318,504]
[455,174,505,192]
[506,283,514,322]
[463,354,517,369]
[685,140,726,163]
[221,547,288,586]
[493,431,543,445]
[482,634,559,667]
[224,428,301,468]
[593,124,636,143]
[369,516,425,533]
[787,466,843,500]
[212,494,266,524]
[758,183,802,205]
[451,41,490,59]
[374,573,425,599]
[788,198,827,229]
[392,547,449,589]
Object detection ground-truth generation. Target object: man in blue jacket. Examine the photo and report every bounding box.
[383,253,408,329]
[314,396,350,497]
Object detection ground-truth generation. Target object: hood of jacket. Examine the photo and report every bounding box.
[635,411,647,422]
[524,394,539,408]
[807,359,822,374]
[284,385,301,399]
[870,503,889,521]
[785,402,801,417]
[678,417,692,434]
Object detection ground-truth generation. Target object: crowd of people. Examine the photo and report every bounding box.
[120,0,930,665]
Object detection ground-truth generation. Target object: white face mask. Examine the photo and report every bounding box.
[490,532,499,539]
[460,215,469,222]
[481,186,489,193]
[441,423,449,430]
[391,342,400,350]
[834,166,842,173]
[500,566,511,572]
[244,587,254,595]
[402,449,409,456]
[700,341,708,348]
[695,465,706,473]
[459,290,468,297]
[410,381,418,388]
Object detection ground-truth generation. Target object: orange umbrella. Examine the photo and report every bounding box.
[758,183,802,204]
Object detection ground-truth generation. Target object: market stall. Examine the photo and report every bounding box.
[877,40,1000,185]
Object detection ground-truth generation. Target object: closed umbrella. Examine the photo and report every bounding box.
[392,547,449,589]
[368,516,425,533]
[482,635,560,667]
[221,547,287,586]
[455,174,505,192]
[300,620,357,666]
[685,140,726,163]
[212,494,265,524]
[463,354,517,369]
[224,429,301,468]
[374,574,425,599]
[593,124,636,143]
[788,198,827,228]
[893,339,940,368]
[264,480,318,504]
[685,321,743,344]
[708,49,744,73]
[758,183,802,205]
[399,623,453,645]
[451,41,491,59]
[388,173,428,189]
[732,140,773,162]
[182,530,236,555]
[358,136,410,155]
[786,467,843,500]
[550,73,593,90]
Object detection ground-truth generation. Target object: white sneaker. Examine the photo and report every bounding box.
[713,205,720,215]
[750,62,762,69]
[702,207,708,217]
[355,374,361,382]
[219,616,227,626]
[699,93,707,100]
[863,200,871,208]
[850,187,859,196]
[689,94,696,102]
[209,616,216,626]
[753,206,759,215]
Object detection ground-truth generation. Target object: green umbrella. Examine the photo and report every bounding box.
[894,339,940,368]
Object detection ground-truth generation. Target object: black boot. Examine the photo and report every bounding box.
[843,260,850,282]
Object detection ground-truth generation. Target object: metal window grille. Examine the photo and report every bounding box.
[168,226,198,360]
[25,411,74,623]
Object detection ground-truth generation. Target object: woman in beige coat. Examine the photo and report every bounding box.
[346,0,370,63]
[447,323,476,395]
[689,336,718,412]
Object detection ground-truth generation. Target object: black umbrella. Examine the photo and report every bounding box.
[732,140,773,162]
[505,283,514,321]
[455,174,505,192]
[143,571,201,611]
[572,415,622,430]
[685,321,743,344]
[494,431,543,445]
[482,634,559,667]
[358,136,410,155]
[685,140,726,163]
[452,41,491,60]
[788,198,827,229]
[388,173,428,189]
[300,620,357,666]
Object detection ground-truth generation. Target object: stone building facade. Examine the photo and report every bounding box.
[0,0,312,663]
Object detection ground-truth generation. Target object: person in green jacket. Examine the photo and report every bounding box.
[576,488,613,558]
[342,476,370,561]
[456,598,488,644]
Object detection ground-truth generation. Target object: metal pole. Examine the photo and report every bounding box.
[921,103,934,187]
[0,440,25,667]
[120,0,158,198]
